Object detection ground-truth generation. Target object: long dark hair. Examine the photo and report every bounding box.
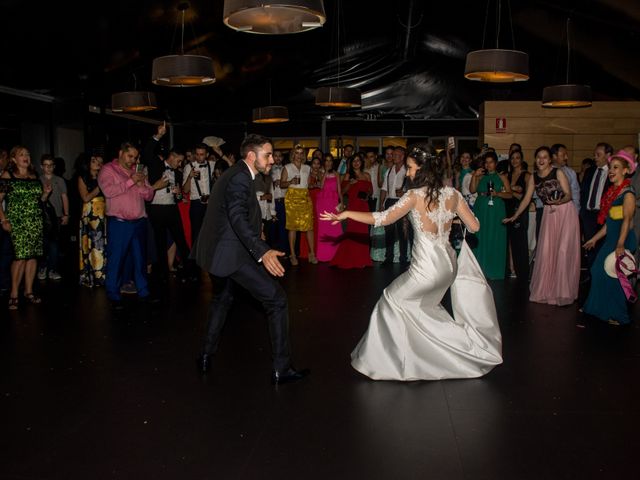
[347,154,364,180]
[406,144,444,208]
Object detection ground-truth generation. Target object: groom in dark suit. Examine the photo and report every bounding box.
[191,134,309,385]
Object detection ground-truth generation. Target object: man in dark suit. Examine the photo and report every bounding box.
[580,142,613,267]
[191,134,309,385]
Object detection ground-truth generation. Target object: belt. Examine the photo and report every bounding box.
[109,216,145,224]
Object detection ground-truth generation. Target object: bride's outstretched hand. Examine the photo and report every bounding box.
[320,210,347,225]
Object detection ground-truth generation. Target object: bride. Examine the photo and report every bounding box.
[320,146,503,380]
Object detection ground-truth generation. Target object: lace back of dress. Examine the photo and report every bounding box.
[412,187,457,242]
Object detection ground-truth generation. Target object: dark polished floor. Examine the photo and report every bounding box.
[1,261,639,480]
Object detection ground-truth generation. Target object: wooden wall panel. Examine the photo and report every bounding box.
[481,101,640,168]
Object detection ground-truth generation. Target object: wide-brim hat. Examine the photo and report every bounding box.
[202,136,225,148]
[608,149,637,174]
[604,249,636,278]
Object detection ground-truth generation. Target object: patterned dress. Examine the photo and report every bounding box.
[79,174,107,287]
[5,174,43,259]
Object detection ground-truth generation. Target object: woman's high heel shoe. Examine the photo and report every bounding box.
[290,255,299,266]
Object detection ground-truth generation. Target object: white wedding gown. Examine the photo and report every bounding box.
[352,187,503,380]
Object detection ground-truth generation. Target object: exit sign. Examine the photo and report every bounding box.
[496,117,507,133]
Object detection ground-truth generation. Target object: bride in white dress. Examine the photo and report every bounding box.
[320,146,503,381]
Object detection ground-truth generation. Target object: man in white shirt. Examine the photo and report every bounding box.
[183,143,216,244]
[337,144,354,178]
[269,150,288,254]
[580,142,612,267]
[147,147,194,283]
[379,146,408,265]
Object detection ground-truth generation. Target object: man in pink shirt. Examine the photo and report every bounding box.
[98,142,154,309]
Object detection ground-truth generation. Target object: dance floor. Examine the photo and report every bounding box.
[1,262,638,480]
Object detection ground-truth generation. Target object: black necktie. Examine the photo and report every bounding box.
[588,168,603,210]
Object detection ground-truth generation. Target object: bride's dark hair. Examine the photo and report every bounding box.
[406,144,445,208]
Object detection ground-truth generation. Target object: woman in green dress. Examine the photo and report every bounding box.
[470,151,512,280]
[0,146,48,309]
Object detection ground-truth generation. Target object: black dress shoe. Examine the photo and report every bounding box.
[380,258,393,266]
[197,354,212,373]
[139,295,161,305]
[271,367,310,385]
[110,300,124,311]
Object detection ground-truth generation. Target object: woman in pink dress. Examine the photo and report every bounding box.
[331,156,373,269]
[314,154,343,262]
[504,146,580,305]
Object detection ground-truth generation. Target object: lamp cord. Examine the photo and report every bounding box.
[508,0,515,49]
[496,0,501,49]
[181,8,185,55]
[337,0,341,87]
[481,0,490,49]
[566,18,571,84]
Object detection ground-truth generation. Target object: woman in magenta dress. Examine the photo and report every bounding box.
[314,154,343,262]
[504,146,580,306]
[331,156,373,269]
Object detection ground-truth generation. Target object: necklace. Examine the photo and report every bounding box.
[597,179,631,225]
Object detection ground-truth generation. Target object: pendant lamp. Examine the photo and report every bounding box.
[315,86,361,108]
[152,3,215,87]
[542,19,592,108]
[314,0,361,108]
[111,91,158,113]
[252,105,290,123]
[464,1,529,82]
[111,73,157,113]
[223,0,326,34]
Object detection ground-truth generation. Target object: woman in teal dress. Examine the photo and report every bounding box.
[470,151,512,280]
[583,150,637,325]
[0,146,48,309]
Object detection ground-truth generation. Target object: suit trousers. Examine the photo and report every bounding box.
[105,217,150,301]
[147,204,192,279]
[384,198,408,262]
[189,200,207,247]
[203,261,291,372]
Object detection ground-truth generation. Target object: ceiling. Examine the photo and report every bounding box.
[1,0,639,125]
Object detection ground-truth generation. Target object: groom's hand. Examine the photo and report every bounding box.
[262,250,286,277]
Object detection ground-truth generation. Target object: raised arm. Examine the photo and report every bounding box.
[455,190,480,232]
[504,173,535,223]
[320,190,416,226]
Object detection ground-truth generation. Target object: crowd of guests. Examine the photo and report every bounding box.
[0,134,638,326]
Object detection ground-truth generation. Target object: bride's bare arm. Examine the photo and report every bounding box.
[455,191,480,233]
[320,190,416,226]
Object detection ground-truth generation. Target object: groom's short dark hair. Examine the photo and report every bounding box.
[241,134,271,158]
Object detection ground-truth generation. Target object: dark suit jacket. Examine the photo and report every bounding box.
[580,165,612,212]
[191,161,269,276]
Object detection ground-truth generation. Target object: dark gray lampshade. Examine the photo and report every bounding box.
[542,84,592,108]
[111,91,158,113]
[315,86,361,108]
[223,0,326,34]
[464,49,529,82]
[151,55,215,87]
[252,105,290,123]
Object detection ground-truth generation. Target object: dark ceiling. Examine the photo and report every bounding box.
[1,0,639,125]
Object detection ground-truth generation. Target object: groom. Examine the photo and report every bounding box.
[191,134,309,385]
